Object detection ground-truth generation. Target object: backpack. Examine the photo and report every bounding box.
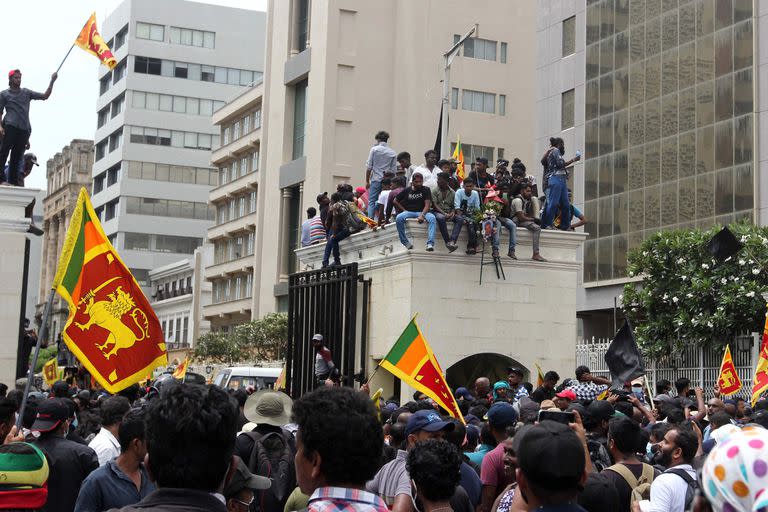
[606,463,655,504]
[339,200,366,232]
[586,438,611,472]
[667,468,697,510]
[246,430,296,512]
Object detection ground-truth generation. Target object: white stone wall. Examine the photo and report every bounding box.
[297,221,585,399]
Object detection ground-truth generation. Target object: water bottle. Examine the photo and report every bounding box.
[575,150,582,158]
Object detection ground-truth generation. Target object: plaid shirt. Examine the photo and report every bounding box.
[308,487,389,512]
[512,385,529,402]
[568,381,608,402]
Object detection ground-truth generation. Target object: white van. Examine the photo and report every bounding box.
[213,367,282,391]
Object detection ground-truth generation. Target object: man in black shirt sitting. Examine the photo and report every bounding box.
[529,371,559,403]
[393,173,436,251]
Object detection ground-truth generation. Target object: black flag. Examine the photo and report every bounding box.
[434,105,443,156]
[604,320,645,387]
[707,226,743,262]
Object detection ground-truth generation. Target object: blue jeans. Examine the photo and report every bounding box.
[542,174,570,229]
[368,180,383,219]
[434,212,464,244]
[322,227,350,266]
[396,211,436,247]
[498,217,517,250]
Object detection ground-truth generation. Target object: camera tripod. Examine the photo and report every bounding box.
[479,230,506,285]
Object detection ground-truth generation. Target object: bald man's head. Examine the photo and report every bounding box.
[474,377,491,397]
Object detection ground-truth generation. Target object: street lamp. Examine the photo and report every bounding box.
[441,24,479,159]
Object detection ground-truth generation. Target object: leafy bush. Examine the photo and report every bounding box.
[623,221,768,358]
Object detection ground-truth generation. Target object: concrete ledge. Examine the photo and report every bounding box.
[284,48,311,85]
[296,220,588,272]
[279,157,307,188]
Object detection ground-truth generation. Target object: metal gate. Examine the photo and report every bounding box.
[286,263,371,397]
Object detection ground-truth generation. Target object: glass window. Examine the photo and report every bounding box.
[500,42,507,63]
[715,120,734,169]
[150,24,164,41]
[733,20,752,71]
[499,94,506,116]
[204,31,215,49]
[173,96,185,113]
[136,22,150,39]
[159,95,173,111]
[715,27,733,77]
[451,88,458,109]
[561,89,575,130]
[562,16,576,56]
[293,80,308,160]
[145,92,159,110]
[132,91,146,109]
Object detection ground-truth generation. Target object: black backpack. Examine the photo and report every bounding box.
[246,430,296,512]
[667,468,697,510]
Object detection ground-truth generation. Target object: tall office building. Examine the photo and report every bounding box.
[251,0,539,314]
[536,0,759,337]
[91,0,265,288]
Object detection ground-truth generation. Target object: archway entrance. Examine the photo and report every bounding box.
[445,353,529,391]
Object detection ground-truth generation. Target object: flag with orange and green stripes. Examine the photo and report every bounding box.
[52,187,167,393]
[379,317,464,422]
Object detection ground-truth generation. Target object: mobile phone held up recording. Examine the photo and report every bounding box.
[537,410,575,425]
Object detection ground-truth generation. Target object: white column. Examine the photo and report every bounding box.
[279,188,294,279]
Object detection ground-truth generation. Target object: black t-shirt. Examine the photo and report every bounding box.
[602,462,661,512]
[396,186,432,212]
[468,170,495,189]
[529,385,555,403]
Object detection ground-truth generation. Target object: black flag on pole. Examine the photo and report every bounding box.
[604,320,645,387]
[434,106,443,156]
[707,226,743,262]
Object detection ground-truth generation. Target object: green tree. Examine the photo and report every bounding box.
[194,313,288,364]
[623,221,768,357]
[31,346,58,373]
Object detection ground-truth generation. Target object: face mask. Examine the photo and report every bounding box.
[410,480,421,512]
[645,442,653,458]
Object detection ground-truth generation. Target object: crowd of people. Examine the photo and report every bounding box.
[2,363,768,512]
[300,132,585,268]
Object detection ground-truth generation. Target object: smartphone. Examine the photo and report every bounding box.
[537,410,575,424]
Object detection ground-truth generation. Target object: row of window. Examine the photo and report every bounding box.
[97,94,125,128]
[453,35,508,64]
[128,126,219,151]
[160,315,190,345]
[211,274,253,304]
[449,143,505,164]
[125,161,219,186]
[132,90,225,116]
[213,232,255,264]
[95,198,119,222]
[95,128,123,161]
[450,88,506,115]
[153,275,193,298]
[124,232,204,255]
[134,56,261,86]
[99,59,127,95]
[125,196,215,221]
[215,191,257,225]
[93,164,120,194]
[136,21,216,49]
[221,109,262,146]
[219,151,259,186]
[106,24,128,53]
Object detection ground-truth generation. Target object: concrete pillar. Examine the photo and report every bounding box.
[278,188,293,280]
[0,187,40,383]
[38,219,50,302]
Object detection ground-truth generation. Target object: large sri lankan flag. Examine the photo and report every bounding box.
[379,317,464,421]
[52,188,167,392]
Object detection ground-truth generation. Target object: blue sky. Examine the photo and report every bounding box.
[5,0,266,189]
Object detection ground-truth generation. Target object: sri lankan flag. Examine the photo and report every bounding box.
[452,137,465,181]
[74,13,118,69]
[172,357,189,380]
[717,344,742,397]
[52,187,167,393]
[752,305,768,406]
[379,317,464,421]
[42,358,58,386]
[535,363,545,388]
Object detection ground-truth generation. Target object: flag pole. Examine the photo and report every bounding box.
[56,44,76,74]
[16,288,57,430]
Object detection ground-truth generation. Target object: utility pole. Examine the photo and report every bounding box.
[441,24,478,159]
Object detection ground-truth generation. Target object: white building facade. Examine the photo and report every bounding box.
[90,0,265,289]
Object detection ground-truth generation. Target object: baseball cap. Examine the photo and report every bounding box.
[316,192,328,202]
[540,399,558,411]
[555,389,576,401]
[312,334,323,342]
[454,387,475,401]
[506,367,524,377]
[517,420,585,491]
[487,402,519,429]
[405,409,455,436]
[24,153,38,166]
[0,442,49,508]
[7,69,19,78]
[223,457,270,498]
[51,380,69,397]
[476,157,489,165]
[31,399,68,433]
[653,393,674,404]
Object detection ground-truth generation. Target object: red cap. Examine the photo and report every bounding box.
[8,69,20,78]
[555,389,577,401]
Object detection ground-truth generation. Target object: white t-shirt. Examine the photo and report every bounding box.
[88,427,121,466]
[375,190,391,221]
[410,166,439,189]
[638,464,696,512]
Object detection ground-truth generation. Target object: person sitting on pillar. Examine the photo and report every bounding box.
[393,172,436,251]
